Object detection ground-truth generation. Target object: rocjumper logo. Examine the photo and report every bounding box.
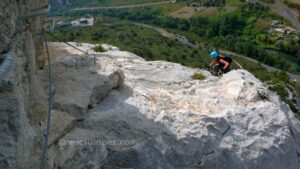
[59,127,137,147]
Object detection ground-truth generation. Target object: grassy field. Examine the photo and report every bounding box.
[170,6,238,19]
[288,0,300,5]
[65,0,167,8]
[195,7,220,17]
[227,0,243,5]
[156,1,238,18]
[170,6,203,18]
[152,1,189,15]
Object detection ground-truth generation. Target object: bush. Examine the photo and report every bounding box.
[192,73,207,80]
[268,85,288,100]
[92,45,105,52]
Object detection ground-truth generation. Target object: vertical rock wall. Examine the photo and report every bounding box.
[0,0,48,168]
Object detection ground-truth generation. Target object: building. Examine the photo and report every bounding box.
[270,20,280,26]
[54,21,71,28]
[71,16,95,27]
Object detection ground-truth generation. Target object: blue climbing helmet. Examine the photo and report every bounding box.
[210,51,219,59]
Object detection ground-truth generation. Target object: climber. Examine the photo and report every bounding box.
[208,51,232,74]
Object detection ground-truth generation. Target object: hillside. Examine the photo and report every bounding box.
[49,1,300,75]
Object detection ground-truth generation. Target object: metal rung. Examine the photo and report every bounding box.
[0,52,15,81]
[19,5,50,20]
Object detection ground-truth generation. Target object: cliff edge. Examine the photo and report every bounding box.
[45,42,300,169]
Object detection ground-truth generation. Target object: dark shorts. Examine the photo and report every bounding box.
[219,64,231,73]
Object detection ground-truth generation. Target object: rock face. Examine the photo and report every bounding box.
[39,59,124,118]
[46,42,300,169]
[0,0,49,168]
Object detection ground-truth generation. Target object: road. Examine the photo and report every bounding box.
[134,23,176,39]
[259,0,300,31]
[70,1,170,11]
[134,22,300,82]
[134,23,198,48]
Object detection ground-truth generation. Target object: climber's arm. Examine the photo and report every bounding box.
[209,59,217,68]
[219,59,229,70]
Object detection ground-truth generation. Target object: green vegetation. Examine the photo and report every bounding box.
[190,0,244,7]
[228,0,243,5]
[192,72,207,80]
[47,21,210,67]
[92,45,105,52]
[52,3,300,75]
[192,0,227,7]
